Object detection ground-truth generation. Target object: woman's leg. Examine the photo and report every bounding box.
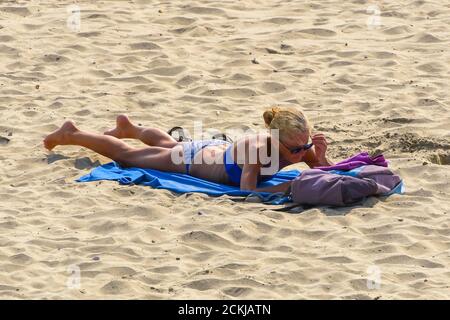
[104,114,178,148]
[44,121,185,172]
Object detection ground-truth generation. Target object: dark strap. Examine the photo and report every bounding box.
[167,126,191,142]
[212,133,233,143]
[167,126,232,143]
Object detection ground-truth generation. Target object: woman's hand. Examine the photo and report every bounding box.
[311,133,332,166]
[240,163,261,191]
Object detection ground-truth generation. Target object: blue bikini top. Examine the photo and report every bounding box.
[224,146,242,185]
[224,145,275,185]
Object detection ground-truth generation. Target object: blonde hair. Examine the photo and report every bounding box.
[263,106,311,141]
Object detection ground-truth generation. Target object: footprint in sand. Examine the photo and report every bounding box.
[77,31,101,38]
[414,32,444,43]
[88,70,113,78]
[23,23,46,30]
[222,286,253,298]
[298,28,336,37]
[372,51,397,59]
[383,25,412,35]
[87,13,109,20]
[0,44,18,56]
[106,76,151,83]
[0,7,31,17]
[0,136,10,145]
[147,66,186,77]
[67,44,87,52]
[329,61,354,67]
[129,42,161,50]
[0,35,13,42]
[156,16,196,26]
[184,6,227,17]
[259,81,286,93]
[101,280,131,295]
[42,54,69,63]
[336,51,360,58]
[416,62,444,73]
[175,75,200,87]
[263,17,298,25]
[201,88,258,99]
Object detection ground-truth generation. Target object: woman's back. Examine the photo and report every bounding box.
[188,133,289,185]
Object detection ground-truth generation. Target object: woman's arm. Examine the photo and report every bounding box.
[240,134,293,192]
[304,149,333,168]
[254,181,291,193]
[239,135,268,191]
[240,163,292,193]
[240,163,260,191]
[304,133,333,168]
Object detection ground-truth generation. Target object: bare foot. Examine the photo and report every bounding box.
[44,120,78,151]
[104,114,135,139]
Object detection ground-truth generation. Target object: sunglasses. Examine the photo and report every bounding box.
[281,141,314,154]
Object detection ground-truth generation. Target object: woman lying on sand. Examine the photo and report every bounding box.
[44,107,332,192]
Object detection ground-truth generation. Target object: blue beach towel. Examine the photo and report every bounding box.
[77,162,299,204]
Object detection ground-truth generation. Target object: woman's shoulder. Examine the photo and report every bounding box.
[236,132,271,146]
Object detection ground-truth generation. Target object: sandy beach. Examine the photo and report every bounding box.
[0,0,449,299]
